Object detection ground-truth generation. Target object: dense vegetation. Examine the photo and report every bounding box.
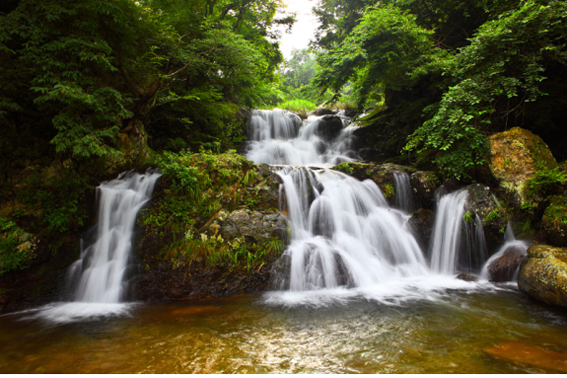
[310,0,567,180]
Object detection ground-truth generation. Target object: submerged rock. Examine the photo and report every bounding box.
[456,273,478,282]
[518,245,567,307]
[488,127,558,204]
[486,245,527,282]
[485,341,567,372]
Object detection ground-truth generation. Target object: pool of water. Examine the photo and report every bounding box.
[1,284,567,373]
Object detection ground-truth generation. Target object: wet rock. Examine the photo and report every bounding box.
[315,115,344,142]
[488,127,558,204]
[487,246,528,282]
[541,195,567,247]
[407,208,435,253]
[519,245,567,307]
[456,273,478,282]
[308,107,335,116]
[332,162,418,205]
[463,183,508,254]
[485,341,567,372]
[410,171,441,210]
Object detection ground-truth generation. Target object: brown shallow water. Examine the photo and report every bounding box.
[1,286,567,373]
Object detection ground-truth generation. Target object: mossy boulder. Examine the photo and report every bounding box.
[518,245,567,307]
[316,115,344,142]
[541,195,567,247]
[488,127,558,203]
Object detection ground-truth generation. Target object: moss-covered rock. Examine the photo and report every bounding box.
[541,195,567,247]
[488,127,558,203]
[518,245,567,307]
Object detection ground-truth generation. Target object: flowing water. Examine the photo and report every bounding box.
[29,169,161,323]
[2,109,566,373]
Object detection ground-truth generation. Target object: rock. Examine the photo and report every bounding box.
[332,162,418,205]
[456,273,478,282]
[315,115,344,141]
[485,341,567,372]
[463,183,508,254]
[488,127,558,203]
[407,208,435,253]
[410,171,441,209]
[308,107,335,116]
[541,195,567,247]
[487,245,528,282]
[518,245,567,307]
[217,209,288,246]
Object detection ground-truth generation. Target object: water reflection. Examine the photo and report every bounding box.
[1,288,566,373]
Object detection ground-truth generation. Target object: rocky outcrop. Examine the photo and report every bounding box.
[308,107,335,117]
[488,127,558,204]
[464,184,508,254]
[541,195,567,247]
[486,245,527,282]
[519,245,567,307]
[410,171,441,210]
[407,208,435,252]
[315,115,344,142]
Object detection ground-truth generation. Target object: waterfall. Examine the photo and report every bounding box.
[429,189,469,274]
[32,169,161,323]
[392,171,415,213]
[429,188,489,274]
[67,169,161,302]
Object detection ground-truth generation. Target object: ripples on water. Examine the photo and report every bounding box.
[1,286,567,374]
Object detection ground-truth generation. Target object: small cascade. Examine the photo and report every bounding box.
[32,169,161,323]
[429,189,469,274]
[392,171,415,213]
[67,169,161,303]
[245,109,357,167]
[480,223,530,280]
[429,188,489,274]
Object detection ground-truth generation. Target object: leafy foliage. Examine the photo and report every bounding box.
[0,217,37,275]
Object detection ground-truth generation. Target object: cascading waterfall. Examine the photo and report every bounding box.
[32,169,161,323]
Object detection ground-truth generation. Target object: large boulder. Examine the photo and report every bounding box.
[488,127,558,204]
[518,245,567,307]
[486,245,528,282]
[407,208,435,253]
[308,107,335,117]
[541,195,567,247]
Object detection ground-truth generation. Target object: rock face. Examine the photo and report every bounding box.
[308,107,335,117]
[541,195,567,247]
[464,184,508,254]
[488,127,558,203]
[410,171,441,210]
[407,208,435,253]
[487,246,528,282]
[519,245,567,307]
[316,115,344,142]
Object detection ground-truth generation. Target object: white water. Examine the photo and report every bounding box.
[245,109,502,306]
[32,169,161,323]
[393,171,415,213]
[429,189,469,274]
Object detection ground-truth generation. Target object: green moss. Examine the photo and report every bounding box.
[484,209,501,224]
[463,212,473,224]
[542,196,567,243]
[524,168,567,202]
[382,183,395,199]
